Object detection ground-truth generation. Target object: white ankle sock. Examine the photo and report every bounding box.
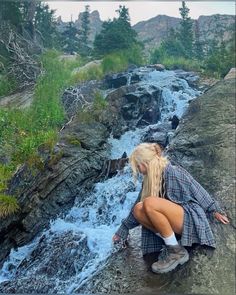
[156,232,178,246]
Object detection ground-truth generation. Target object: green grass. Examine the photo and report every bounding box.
[0,50,83,208]
[0,74,18,97]
[71,45,145,84]
[0,194,20,218]
[0,47,143,217]
[159,56,202,72]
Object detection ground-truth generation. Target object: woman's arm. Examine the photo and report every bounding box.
[113,190,142,242]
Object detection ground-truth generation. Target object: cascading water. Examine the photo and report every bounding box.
[0,68,201,294]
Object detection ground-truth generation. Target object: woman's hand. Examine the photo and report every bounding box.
[112,234,129,248]
[112,234,121,244]
[214,212,230,224]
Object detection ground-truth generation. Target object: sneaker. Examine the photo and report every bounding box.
[151,244,189,274]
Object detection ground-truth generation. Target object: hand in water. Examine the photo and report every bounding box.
[112,234,121,244]
[214,212,230,224]
[112,234,129,248]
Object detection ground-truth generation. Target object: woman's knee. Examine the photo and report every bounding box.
[133,202,143,220]
[143,196,161,214]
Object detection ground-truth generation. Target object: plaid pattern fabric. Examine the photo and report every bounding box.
[115,162,224,255]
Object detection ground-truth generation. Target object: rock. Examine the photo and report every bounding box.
[174,70,200,88]
[62,80,104,117]
[72,60,102,75]
[224,68,236,80]
[141,122,172,147]
[148,64,165,71]
[105,73,128,89]
[0,87,34,109]
[101,84,163,138]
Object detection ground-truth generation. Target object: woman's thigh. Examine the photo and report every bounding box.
[143,196,184,234]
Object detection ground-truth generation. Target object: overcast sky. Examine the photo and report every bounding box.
[46,1,235,25]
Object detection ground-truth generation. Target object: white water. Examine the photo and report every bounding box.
[0,69,200,293]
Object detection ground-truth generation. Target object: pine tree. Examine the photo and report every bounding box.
[178,1,194,58]
[193,20,204,60]
[35,3,60,48]
[78,5,91,56]
[62,20,79,54]
[93,5,138,56]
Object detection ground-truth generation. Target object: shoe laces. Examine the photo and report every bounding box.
[158,246,169,261]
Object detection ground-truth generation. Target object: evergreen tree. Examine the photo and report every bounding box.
[62,20,79,54]
[178,1,194,58]
[193,20,204,60]
[35,3,60,48]
[78,5,91,56]
[93,5,139,56]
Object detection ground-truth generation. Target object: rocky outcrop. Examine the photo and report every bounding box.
[101,82,163,138]
[0,87,34,109]
[133,14,235,52]
[0,116,110,268]
[77,78,235,294]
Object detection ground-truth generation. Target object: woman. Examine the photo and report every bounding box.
[112,143,229,274]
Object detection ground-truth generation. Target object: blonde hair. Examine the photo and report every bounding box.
[129,143,169,201]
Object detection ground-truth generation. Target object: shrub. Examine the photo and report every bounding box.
[0,194,20,218]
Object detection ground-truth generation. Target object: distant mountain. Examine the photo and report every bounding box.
[56,10,103,45]
[133,14,235,53]
[56,12,235,52]
[75,10,103,43]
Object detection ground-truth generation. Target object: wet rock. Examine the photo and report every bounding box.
[105,73,128,89]
[141,123,172,147]
[174,69,200,88]
[102,84,163,138]
[148,64,165,71]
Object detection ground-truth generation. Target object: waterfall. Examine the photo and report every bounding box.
[0,69,200,293]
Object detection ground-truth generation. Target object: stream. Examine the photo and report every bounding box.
[0,68,201,293]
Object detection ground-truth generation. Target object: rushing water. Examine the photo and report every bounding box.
[0,69,200,293]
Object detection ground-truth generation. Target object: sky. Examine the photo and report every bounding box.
[46,1,235,25]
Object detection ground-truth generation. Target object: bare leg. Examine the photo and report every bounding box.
[143,196,184,237]
[133,202,158,233]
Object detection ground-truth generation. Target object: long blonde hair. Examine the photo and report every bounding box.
[129,143,169,201]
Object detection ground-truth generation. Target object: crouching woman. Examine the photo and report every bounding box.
[113,143,229,274]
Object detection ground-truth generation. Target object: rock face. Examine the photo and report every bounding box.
[56,12,235,53]
[0,116,110,267]
[0,87,34,109]
[133,14,235,52]
[101,82,163,138]
[77,78,236,294]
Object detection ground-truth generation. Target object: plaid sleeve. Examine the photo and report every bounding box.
[166,163,226,216]
[115,190,142,240]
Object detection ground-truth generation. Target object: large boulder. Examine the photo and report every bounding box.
[77,78,235,295]
[101,84,163,138]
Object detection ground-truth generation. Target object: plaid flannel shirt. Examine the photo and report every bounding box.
[115,162,224,255]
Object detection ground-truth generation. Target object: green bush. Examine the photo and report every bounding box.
[161,56,201,72]
[0,194,20,218]
[0,74,17,97]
